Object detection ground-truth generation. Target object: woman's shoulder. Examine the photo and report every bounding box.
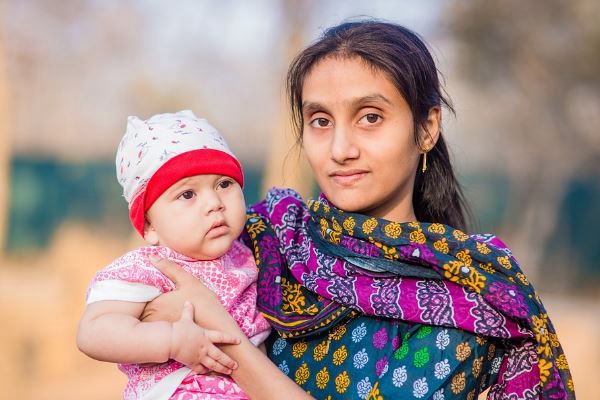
[469,232,515,258]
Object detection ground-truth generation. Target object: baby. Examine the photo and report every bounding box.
[77,110,270,399]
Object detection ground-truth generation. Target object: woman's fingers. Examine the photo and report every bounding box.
[150,256,186,287]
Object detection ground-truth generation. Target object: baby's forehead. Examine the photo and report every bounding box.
[167,173,230,189]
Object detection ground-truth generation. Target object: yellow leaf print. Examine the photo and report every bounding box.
[549,333,560,348]
[451,372,466,394]
[497,255,512,270]
[323,204,330,213]
[472,356,483,378]
[313,341,329,362]
[362,218,378,234]
[316,367,330,390]
[452,229,469,242]
[516,272,529,286]
[330,323,347,341]
[443,261,486,293]
[463,266,487,293]
[434,238,449,254]
[476,242,491,255]
[479,262,496,274]
[329,230,341,245]
[408,221,421,229]
[335,371,350,394]
[281,278,318,315]
[332,345,348,366]
[313,200,320,212]
[366,382,383,400]
[556,354,570,370]
[428,223,446,234]
[538,358,552,383]
[292,341,308,358]
[332,217,342,233]
[246,217,266,239]
[532,314,550,356]
[295,362,310,385]
[320,218,329,238]
[456,342,472,361]
[409,229,426,244]
[384,222,402,239]
[487,343,496,361]
[456,249,472,266]
[466,389,476,400]
[442,260,464,283]
[368,237,399,260]
[343,217,356,235]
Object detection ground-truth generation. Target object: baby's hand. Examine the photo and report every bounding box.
[169,301,241,374]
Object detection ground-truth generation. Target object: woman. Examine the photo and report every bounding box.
[145,20,574,399]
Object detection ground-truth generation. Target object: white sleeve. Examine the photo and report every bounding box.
[86,280,162,304]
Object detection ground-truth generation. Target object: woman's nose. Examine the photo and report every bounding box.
[330,126,359,164]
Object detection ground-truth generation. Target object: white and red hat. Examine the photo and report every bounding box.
[116,110,243,236]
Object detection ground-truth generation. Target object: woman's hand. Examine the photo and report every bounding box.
[141,256,219,323]
[141,256,242,336]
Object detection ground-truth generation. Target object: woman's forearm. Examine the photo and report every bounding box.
[186,292,311,399]
[225,338,311,400]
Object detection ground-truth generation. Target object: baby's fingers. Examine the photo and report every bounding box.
[203,345,238,374]
[205,329,241,345]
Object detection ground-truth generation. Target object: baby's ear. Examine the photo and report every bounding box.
[143,219,159,245]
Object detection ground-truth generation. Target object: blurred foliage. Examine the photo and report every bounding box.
[443,0,600,285]
[7,157,264,252]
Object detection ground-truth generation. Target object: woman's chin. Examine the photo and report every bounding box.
[324,195,369,214]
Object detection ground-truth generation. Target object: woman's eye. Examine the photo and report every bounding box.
[179,190,195,200]
[310,117,331,128]
[361,113,381,124]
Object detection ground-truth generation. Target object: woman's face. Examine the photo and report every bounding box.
[301,56,438,222]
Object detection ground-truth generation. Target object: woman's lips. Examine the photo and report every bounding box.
[330,170,368,186]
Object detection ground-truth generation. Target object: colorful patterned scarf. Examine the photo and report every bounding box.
[244,188,574,399]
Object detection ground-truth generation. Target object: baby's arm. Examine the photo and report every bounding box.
[77,299,240,374]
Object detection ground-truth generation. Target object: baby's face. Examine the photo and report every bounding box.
[144,174,246,260]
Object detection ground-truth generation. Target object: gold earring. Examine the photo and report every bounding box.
[421,147,429,173]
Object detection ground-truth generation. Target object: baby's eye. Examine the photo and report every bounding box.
[179,190,195,200]
[218,179,233,189]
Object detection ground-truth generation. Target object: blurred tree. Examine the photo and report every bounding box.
[445,0,600,282]
[262,0,315,198]
[0,6,11,253]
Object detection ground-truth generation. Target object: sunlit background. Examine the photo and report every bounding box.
[0,1,598,398]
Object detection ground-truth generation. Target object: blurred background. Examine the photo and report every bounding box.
[0,0,598,398]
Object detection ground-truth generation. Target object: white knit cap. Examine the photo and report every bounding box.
[116,110,243,235]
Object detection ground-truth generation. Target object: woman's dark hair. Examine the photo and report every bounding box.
[287,20,471,231]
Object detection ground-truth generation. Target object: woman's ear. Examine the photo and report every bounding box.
[418,106,441,150]
[143,219,160,245]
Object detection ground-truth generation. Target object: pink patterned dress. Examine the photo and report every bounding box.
[86,240,271,400]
